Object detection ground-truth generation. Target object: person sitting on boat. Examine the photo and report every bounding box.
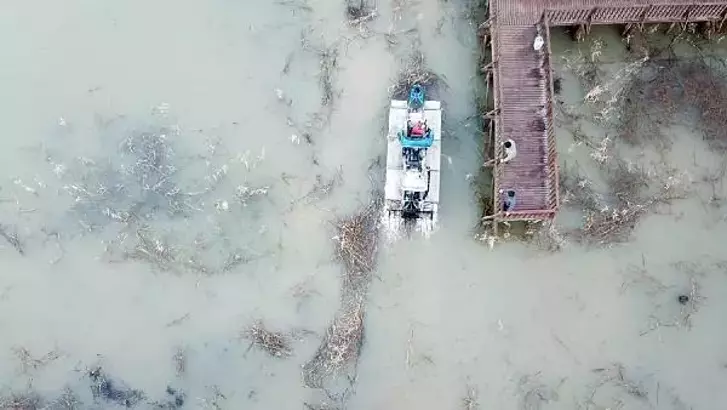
[400,120,433,149]
[410,121,426,138]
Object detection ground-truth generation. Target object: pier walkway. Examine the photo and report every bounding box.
[483,0,727,224]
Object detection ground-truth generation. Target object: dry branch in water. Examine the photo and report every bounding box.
[578,171,687,246]
[524,221,567,252]
[641,266,706,335]
[607,159,649,206]
[517,373,559,410]
[559,163,606,213]
[0,223,24,255]
[561,38,605,92]
[276,0,313,13]
[14,347,61,373]
[0,390,44,410]
[462,385,479,410]
[292,168,344,207]
[243,321,293,358]
[88,366,145,407]
[123,225,177,270]
[332,198,381,283]
[618,57,727,151]
[0,387,83,410]
[346,0,377,25]
[304,199,380,394]
[390,50,447,100]
[560,134,688,246]
[50,124,269,274]
[583,363,650,408]
[172,347,187,376]
[304,403,342,410]
[302,297,365,388]
[49,388,82,410]
[319,46,339,107]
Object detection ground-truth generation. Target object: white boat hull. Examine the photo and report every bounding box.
[384,100,442,224]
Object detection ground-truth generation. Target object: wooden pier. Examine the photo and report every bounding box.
[482,0,727,228]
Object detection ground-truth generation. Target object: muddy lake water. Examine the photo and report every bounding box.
[1,1,727,409]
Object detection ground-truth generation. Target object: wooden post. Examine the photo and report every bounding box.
[639,5,652,31]
[679,4,694,31]
[586,7,597,34]
[719,6,727,31]
[683,4,694,23]
[621,23,632,38]
[478,19,491,31]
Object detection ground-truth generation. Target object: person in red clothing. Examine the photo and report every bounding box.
[408,120,428,138]
[411,122,424,137]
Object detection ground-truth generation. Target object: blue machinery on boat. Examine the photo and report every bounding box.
[399,85,435,151]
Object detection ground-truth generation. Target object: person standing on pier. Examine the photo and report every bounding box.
[483,138,517,166]
[502,189,516,212]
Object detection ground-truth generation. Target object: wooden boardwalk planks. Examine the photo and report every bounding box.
[487,0,727,222]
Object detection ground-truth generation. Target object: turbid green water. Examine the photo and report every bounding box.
[0,2,726,409]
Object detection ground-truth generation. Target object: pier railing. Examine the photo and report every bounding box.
[546,3,727,26]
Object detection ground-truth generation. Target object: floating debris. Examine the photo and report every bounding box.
[13,347,61,373]
[88,366,145,407]
[38,119,272,274]
[0,390,44,410]
[244,321,293,358]
[0,224,24,255]
[619,58,727,152]
[461,385,479,410]
[172,347,187,376]
[332,198,381,284]
[151,386,185,409]
[346,0,377,26]
[48,388,82,410]
[517,373,559,410]
[391,49,447,101]
[318,46,339,107]
[303,295,365,388]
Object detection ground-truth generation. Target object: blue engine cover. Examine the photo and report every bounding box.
[408,84,425,109]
